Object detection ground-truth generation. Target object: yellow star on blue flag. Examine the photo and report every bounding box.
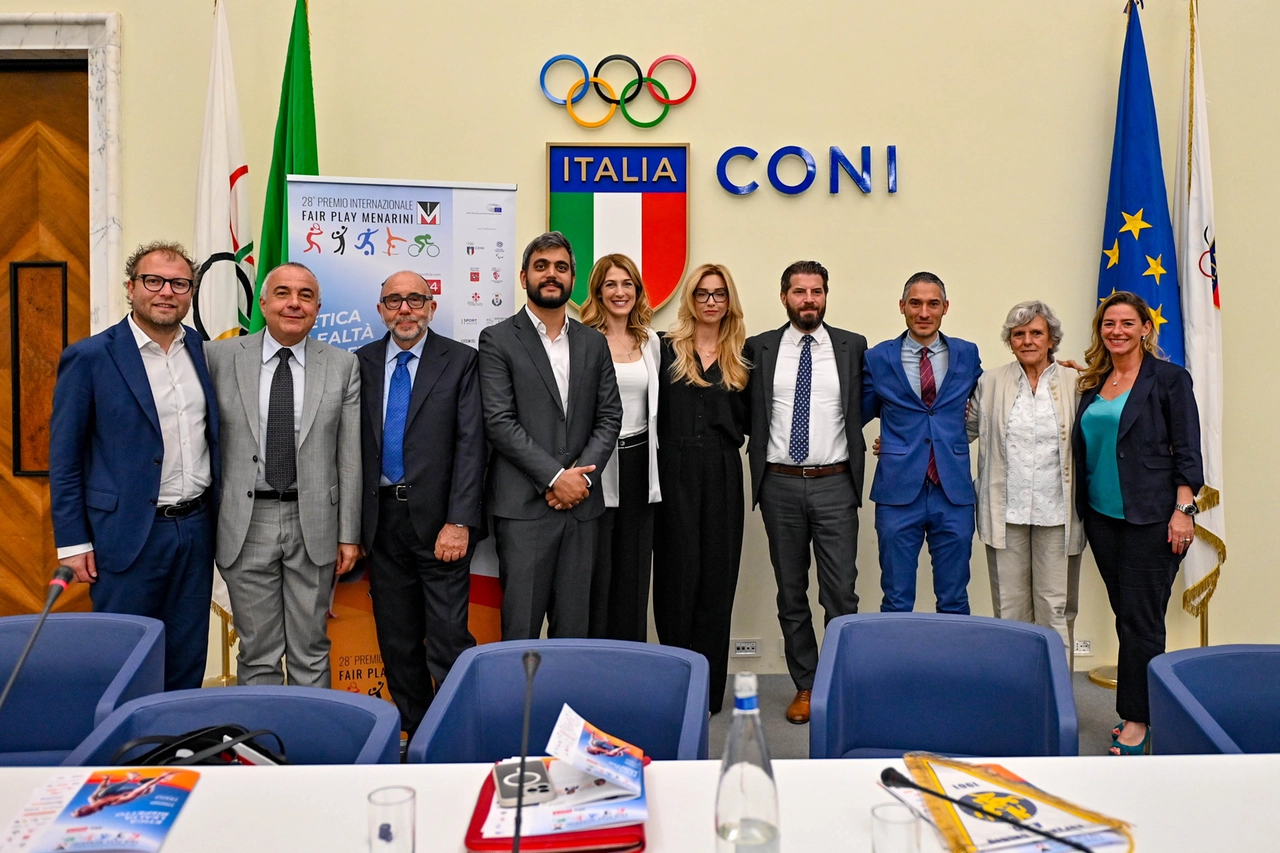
[1096,3,1183,364]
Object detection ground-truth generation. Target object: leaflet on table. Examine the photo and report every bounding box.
[544,704,643,795]
[480,757,648,838]
[900,754,1133,853]
[0,769,198,853]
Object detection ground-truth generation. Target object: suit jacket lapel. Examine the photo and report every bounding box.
[513,310,565,417]
[359,338,386,453]
[1118,355,1157,440]
[566,320,587,423]
[107,318,162,438]
[300,337,326,445]
[830,325,851,411]
[887,334,921,406]
[935,332,964,399]
[234,332,264,446]
[759,327,783,442]
[407,329,447,428]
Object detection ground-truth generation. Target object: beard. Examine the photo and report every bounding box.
[786,303,825,332]
[385,314,428,342]
[527,280,572,309]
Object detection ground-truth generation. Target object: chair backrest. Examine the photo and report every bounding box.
[1149,645,1280,754]
[0,614,164,764]
[810,613,1078,758]
[409,639,709,763]
[63,686,402,766]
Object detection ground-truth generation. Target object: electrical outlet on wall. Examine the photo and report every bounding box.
[1074,640,1092,656]
[732,639,760,657]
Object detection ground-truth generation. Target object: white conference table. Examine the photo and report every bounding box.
[1,755,1275,851]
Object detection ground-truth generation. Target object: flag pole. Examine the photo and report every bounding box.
[1199,604,1208,647]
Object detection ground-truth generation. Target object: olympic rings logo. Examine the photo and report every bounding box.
[539,54,696,128]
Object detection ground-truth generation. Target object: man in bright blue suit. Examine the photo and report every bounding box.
[49,242,221,690]
[862,272,981,613]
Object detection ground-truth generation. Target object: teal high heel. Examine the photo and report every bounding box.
[1109,726,1151,755]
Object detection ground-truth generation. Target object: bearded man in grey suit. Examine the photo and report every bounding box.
[479,232,622,640]
[206,262,361,686]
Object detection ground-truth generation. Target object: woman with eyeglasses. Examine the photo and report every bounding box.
[653,264,750,714]
[578,254,662,642]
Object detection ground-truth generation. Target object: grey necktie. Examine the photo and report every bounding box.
[265,347,296,491]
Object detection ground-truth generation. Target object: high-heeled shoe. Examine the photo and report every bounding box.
[1111,721,1125,740]
[1109,726,1150,755]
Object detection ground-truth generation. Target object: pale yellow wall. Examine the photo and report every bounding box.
[7,0,1278,675]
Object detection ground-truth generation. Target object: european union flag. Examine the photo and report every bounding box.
[1098,2,1183,365]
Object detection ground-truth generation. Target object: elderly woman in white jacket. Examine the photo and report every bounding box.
[579,254,662,642]
[967,301,1085,665]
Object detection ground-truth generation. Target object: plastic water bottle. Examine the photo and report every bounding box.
[715,671,779,853]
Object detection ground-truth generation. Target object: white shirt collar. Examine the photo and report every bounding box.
[262,330,307,366]
[385,330,428,365]
[784,323,829,347]
[525,305,568,340]
[903,333,945,354]
[127,313,185,350]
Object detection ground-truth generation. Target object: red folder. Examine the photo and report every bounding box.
[464,762,646,853]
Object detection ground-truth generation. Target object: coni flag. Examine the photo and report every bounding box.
[548,144,688,310]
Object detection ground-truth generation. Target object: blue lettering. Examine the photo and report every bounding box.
[767,146,816,195]
[830,146,872,194]
[716,146,759,195]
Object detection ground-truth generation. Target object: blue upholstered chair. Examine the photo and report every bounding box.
[1149,645,1280,754]
[63,686,401,765]
[810,613,1078,758]
[408,639,709,763]
[0,613,165,766]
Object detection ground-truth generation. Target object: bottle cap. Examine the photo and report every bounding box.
[733,671,759,709]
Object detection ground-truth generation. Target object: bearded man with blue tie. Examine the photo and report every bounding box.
[745,261,868,725]
[862,272,982,614]
[357,271,484,737]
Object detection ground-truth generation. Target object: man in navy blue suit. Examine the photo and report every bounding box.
[862,272,981,613]
[50,242,221,690]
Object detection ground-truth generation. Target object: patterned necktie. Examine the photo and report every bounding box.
[265,347,296,491]
[919,347,940,485]
[788,334,814,464]
[381,351,414,484]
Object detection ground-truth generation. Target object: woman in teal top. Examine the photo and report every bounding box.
[1070,292,1204,756]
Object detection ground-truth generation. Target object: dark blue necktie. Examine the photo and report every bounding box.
[788,334,814,464]
[381,351,414,484]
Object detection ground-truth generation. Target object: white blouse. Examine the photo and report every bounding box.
[1004,364,1067,526]
[614,358,649,439]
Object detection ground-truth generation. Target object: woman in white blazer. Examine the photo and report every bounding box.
[967,301,1085,665]
[579,254,662,642]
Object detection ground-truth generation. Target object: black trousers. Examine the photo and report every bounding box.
[653,438,744,714]
[368,496,476,736]
[590,439,655,642]
[1083,508,1183,724]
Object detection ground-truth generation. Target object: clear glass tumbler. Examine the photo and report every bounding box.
[368,785,416,853]
[870,802,920,853]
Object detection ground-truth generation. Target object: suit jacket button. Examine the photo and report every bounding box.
[1119,451,1125,458]
[252,455,259,463]
[154,457,162,465]
[928,411,935,416]
[924,438,931,445]
[149,498,157,506]
[247,491,253,497]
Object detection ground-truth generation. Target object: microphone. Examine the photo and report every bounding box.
[880,767,1094,853]
[0,566,76,717]
[512,650,542,853]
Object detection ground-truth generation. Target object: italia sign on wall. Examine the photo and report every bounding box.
[548,143,688,310]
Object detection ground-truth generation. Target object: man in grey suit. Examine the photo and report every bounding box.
[478,232,622,640]
[206,262,361,686]
[744,260,867,725]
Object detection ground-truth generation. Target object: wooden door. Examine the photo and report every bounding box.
[0,61,92,614]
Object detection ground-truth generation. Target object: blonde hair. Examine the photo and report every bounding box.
[579,254,653,347]
[665,263,749,391]
[1077,291,1161,392]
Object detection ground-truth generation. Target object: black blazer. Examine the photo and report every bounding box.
[1071,355,1204,525]
[478,309,622,521]
[743,323,868,508]
[357,330,487,553]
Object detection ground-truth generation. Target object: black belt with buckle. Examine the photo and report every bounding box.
[254,489,299,502]
[618,430,648,450]
[156,492,208,518]
[765,461,850,479]
[380,484,409,501]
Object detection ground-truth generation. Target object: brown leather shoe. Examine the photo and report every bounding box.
[785,689,812,724]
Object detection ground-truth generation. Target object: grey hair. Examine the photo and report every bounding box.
[521,231,576,277]
[1001,300,1064,352]
[901,271,946,302]
[261,262,320,299]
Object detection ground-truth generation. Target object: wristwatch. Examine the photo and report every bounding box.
[1175,502,1198,516]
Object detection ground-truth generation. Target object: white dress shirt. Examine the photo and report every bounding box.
[379,333,427,486]
[1004,364,1067,526]
[766,324,848,465]
[257,332,307,490]
[525,306,580,488]
[901,333,949,398]
[57,316,211,560]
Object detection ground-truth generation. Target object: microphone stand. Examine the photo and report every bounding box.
[0,566,76,717]
[880,767,1094,853]
[512,649,541,853]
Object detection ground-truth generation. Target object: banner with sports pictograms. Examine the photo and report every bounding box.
[285,175,514,703]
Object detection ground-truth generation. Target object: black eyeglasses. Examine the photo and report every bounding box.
[380,293,431,310]
[693,289,728,304]
[133,275,194,294]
